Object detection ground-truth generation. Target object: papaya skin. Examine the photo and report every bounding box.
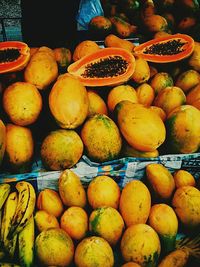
[165,105,200,154]
[146,163,175,202]
[120,224,161,267]
[115,100,166,152]
[172,185,200,232]
[148,204,178,256]
[119,180,151,227]
[158,249,189,267]
[104,34,135,52]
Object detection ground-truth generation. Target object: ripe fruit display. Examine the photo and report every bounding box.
[0,41,30,74]
[0,165,199,266]
[1,2,200,265]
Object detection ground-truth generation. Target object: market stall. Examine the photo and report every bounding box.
[0,0,200,266]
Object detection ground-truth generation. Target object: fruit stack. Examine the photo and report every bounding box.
[0,166,199,266]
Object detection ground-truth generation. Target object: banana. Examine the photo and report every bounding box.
[8,181,36,239]
[1,192,18,258]
[18,215,34,267]
[0,184,11,210]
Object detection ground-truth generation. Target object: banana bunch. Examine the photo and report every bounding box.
[0,181,36,267]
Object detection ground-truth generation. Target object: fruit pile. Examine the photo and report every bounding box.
[0,35,200,174]
[0,166,199,266]
[90,0,200,41]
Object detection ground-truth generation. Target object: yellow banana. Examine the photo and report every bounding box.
[0,184,11,210]
[8,181,36,239]
[1,192,18,258]
[18,215,34,267]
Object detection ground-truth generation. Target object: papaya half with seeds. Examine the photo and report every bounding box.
[67,47,136,87]
[0,41,30,74]
[134,33,194,63]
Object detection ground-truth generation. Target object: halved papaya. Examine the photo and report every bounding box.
[134,34,194,63]
[0,41,30,74]
[67,47,135,87]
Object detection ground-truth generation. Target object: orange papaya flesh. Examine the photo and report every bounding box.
[134,34,194,63]
[67,47,135,87]
[0,41,30,74]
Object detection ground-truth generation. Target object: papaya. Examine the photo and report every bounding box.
[134,33,194,63]
[110,16,137,38]
[141,0,156,19]
[0,41,30,74]
[172,185,200,232]
[49,74,89,129]
[165,105,200,153]
[58,169,87,208]
[188,41,200,71]
[121,141,159,158]
[72,40,100,62]
[149,106,167,122]
[177,16,196,33]
[175,69,200,93]
[186,83,200,109]
[104,34,135,52]
[87,90,108,117]
[24,49,58,90]
[136,83,155,107]
[153,86,186,115]
[88,16,112,37]
[40,129,84,170]
[115,101,166,152]
[158,248,189,267]
[4,123,34,173]
[173,169,196,188]
[148,203,178,256]
[119,180,151,227]
[107,84,138,113]
[143,14,168,33]
[120,224,161,267]
[146,163,175,202]
[68,47,136,87]
[80,114,122,163]
[150,72,174,95]
[131,56,151,84]
[53,47,72,70]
